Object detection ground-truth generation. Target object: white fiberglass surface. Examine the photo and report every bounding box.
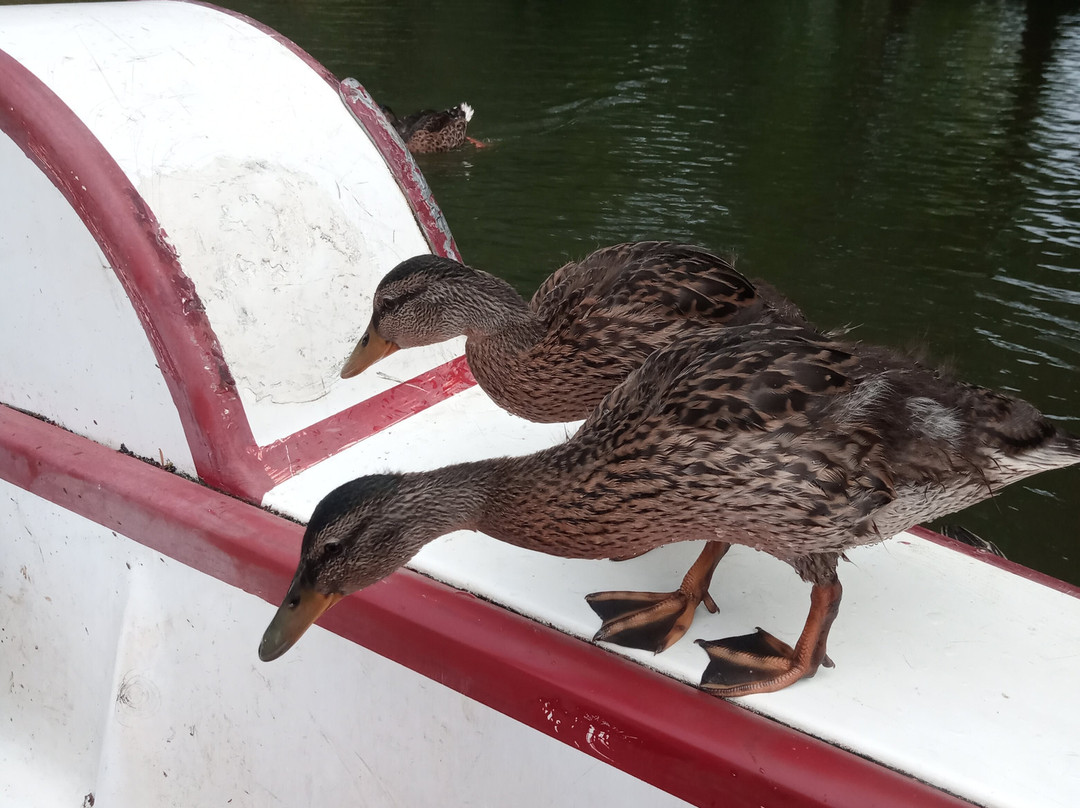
[0,481,689,808]
[0,131,195,474]
[0,1,449,445]
[266,387,1080,808]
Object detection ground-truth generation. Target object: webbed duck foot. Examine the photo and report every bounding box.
[696,578,842,697]
[587,589,716,653]
[586,541,730,654]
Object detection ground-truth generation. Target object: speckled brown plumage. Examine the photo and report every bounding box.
[462,326,1075,568]
[263,324,1080,694]
[380,102,475,153]
[343,241,810,422]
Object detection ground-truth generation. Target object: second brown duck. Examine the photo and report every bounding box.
[341,241,809,422]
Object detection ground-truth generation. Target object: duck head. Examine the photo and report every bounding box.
[258,474,426,661]
[341,255,468,378]
[341,254,519,378]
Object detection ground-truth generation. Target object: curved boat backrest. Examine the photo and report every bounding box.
[0,0,468,501]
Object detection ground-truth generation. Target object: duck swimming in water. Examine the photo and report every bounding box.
[262,323,1080,696]
[379,102,482,153]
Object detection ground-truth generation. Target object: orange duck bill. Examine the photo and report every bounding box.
[258,583,343,661]
[341,323,399,379]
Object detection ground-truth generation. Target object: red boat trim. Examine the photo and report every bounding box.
[0,404,973,808]
[907,525,1080,600]
[257,356,476,485]
[337,78,463,262]
[0,46,268,498]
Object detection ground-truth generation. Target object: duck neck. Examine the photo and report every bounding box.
[401,451,559,550]
[456,269,543,348]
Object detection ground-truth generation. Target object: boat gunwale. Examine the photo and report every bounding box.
[0,402,976,808]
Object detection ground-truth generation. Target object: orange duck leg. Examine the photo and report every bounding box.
[586,541,730,653]
[696,575,842,696]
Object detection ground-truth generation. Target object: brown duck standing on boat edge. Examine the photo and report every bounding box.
[341,241,810,422]
[263,324,1080,696]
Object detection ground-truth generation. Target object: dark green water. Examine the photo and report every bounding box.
[230,0,1080,584]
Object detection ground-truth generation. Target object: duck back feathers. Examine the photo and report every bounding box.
[568,325,1079,565]
[381,102,475,153]
[467,242,810,422]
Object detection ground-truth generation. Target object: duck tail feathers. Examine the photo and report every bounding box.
[459,101,475,122]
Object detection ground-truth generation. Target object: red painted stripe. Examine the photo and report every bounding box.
[0,46,271,499]
[906,525,1080,600]
[0,403,973,808]
[257,356,477,485]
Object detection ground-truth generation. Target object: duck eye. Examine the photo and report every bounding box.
[323,542,343,559]
[381,296,402,313]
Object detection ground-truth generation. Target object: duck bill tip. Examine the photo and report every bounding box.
[258,588,343,662]
[340,326,399,379]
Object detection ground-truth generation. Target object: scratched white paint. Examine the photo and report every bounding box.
[0,0,459,445]
[0,481,690,808]
[0,130,196,475]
